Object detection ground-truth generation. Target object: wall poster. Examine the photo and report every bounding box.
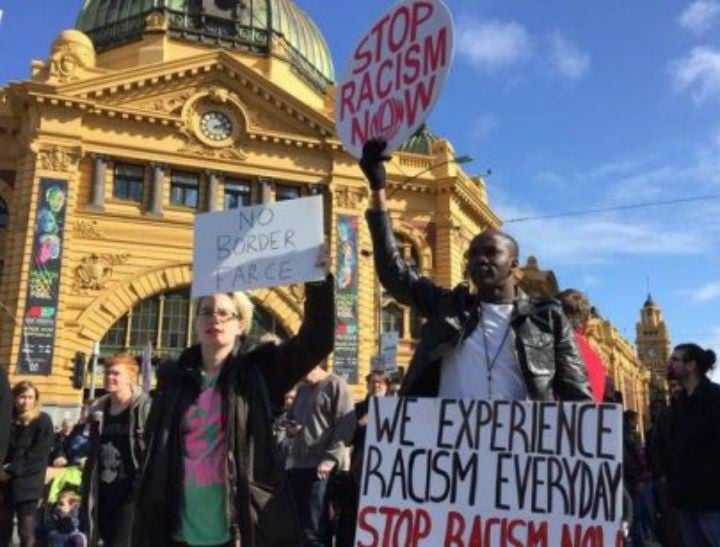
[334,215,359,384]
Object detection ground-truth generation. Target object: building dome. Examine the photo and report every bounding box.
[76,0,334,89]
[399,123,439,155]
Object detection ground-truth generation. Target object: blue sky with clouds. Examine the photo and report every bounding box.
[1,0,718,380]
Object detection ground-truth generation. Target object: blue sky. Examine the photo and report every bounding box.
[1,1,718,380]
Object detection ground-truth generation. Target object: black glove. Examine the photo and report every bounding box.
[359,139,391,191]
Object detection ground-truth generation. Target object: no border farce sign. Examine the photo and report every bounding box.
[336,0,454,158]
[357,398,624,546]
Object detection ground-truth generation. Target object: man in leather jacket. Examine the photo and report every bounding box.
[359,140,592,401]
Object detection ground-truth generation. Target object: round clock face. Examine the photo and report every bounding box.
[200,111,233,141]
[647,347,659,358]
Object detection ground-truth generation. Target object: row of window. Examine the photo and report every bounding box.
[100,288,288,359]
[112,163,302,209]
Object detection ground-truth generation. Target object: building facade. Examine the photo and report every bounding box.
[0,1,499,413]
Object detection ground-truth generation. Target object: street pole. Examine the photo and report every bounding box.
[89,341,99,400]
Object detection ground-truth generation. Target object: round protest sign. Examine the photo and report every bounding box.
[335,0,455,158]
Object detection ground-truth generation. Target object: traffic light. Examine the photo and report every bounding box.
[71,351,86,390]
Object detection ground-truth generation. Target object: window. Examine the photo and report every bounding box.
[102,314,128,353]
[129,297,158,347]
[275,184,300,201]
[0,197,7,228]
[380,233,423,340]
[382,302,404,336]
[113,164,144,202]
[100,288,288,359]
[170,171,199,208]
[225,179,252,209]
[161,291,189,351]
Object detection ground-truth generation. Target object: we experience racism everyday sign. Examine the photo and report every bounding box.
[192,195,325,297]
[336,0,454,158]
[357,399,624,547]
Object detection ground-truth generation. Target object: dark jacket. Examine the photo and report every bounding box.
[0,368,10,464]
[81,390,151,547]
[134,276,334,547]
[3,411,54,502]
[366,210,592,401]
[666,377,720,511]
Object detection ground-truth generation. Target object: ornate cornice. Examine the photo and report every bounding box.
[33,144,82,172]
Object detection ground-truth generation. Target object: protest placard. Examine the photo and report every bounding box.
[336,0,454,158]
[357,398,624,547]
[192,195,325,297]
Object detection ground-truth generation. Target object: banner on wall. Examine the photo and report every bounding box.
[334,215,359,384]
[18,180,69,375]
[356,398,624,546]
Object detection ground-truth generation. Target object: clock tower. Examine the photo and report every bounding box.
[636,294,671,398]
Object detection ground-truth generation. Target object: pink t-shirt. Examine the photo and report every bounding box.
[175,374,230,544]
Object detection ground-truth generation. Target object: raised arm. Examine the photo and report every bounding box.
[361,139,449,316]
[262,274,335,404]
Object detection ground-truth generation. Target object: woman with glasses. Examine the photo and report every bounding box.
[134,267,335,547]
[0,381,54,547]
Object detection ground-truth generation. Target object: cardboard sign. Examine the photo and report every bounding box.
[357,398,624,546]
[336,0,454,158]
[192,195,325,297]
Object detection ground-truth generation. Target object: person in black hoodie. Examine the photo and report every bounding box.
[0,380,54,547]
[666,343,720,546]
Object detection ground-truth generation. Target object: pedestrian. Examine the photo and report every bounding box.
[666,343,720,546]
[285,362,355,546]
[359,139,592,401]
[335,369,390,547]
[0,381,54,547]
[648,378,685,547]
[45,490,87,547]
[49,419,75,468]
[0,367,10,467]
[81,353,150,547]
[133,271,335,547]
[556,289,607,402]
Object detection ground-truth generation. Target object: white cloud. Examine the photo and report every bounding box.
[469,114,500,140]
[457,19,532,70]
[671,46,720,103]
[686,280,720,302]
[498,202,704,265]
[679,0,720,34]
[548,33,590,80]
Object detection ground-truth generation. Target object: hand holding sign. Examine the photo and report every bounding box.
[336,0,454,158]
[359,139,392,191]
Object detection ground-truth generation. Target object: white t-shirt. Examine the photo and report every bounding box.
[438,303,528,400]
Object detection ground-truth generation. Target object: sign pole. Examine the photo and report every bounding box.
[89,341,99,400]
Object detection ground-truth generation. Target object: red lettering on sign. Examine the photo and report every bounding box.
[443,511,466,545]
[356,506,379,547]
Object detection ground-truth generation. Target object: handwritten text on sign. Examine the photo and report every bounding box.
[192,195,325,297]
[336,0,454,158]
[357,398,624,547]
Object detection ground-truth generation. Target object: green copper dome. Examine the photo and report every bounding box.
[399,124,439,156]
[76,0,334,90]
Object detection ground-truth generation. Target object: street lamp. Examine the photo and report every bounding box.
[386,155,474,199]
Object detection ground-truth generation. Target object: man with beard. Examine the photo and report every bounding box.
[359,140,591,401]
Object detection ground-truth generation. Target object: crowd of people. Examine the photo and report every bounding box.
[0,142,717,546]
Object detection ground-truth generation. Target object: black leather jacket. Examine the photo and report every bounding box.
[366,210,591,401]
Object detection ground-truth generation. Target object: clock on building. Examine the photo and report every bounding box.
[199,111,233,141]
[646,347,660,358]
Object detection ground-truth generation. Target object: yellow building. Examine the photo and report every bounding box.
[0,1,499,415]
[636,294,672,400]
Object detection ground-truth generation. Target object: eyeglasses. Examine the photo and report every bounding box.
[197,308,240,322]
